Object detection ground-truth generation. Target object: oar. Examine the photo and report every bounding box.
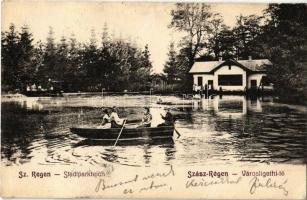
[113,119,127,147]
[174,127,181,138]
[173,117,181,138]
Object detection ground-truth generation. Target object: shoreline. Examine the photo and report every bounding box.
[1,92,306,107]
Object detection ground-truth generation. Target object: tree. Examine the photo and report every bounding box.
[39,26,57,84]
[170,3,213,69]
[169,3,214,91]
[215,29,237,59]
[163,42,178,83]
[55,36,69,85]
[232,14,264,59]
[261,4,307,103]
[138,44,152,89]
[64,33,81,91]
[1,24,154,92]
[18,25,35,87]
[141,44,152,71]
[81,28,100,90]
[206,14,230,59]
[1,23,21,89]
[31,41,45,85]
[101,22,110,48]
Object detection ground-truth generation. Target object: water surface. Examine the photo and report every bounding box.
[1,94,306,167]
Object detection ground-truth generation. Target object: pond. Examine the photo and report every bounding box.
[1,94,306,167]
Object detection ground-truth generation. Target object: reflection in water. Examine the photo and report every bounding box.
[1,95,307,167]
[214,95,247,118]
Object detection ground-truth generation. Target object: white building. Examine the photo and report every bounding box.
[189,58,272,92]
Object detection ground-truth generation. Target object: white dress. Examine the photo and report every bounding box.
[110,112,124,124]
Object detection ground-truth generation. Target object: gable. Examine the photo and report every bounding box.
[189,59,271,74]
[212,59,251,73]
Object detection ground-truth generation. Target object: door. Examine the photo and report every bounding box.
[250,80,257,89]
[197,77,203,86]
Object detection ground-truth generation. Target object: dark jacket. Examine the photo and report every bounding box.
[162,112,174,125]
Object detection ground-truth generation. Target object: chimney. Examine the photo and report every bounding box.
[218,57,222,62]
[248,56,252,61]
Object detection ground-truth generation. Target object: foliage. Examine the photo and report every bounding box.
[170,3,213,68]
[232,14,264,59]
[166,3,306,104]
[169,3,215,91]
[206,14,233,58]
[2,24,36,90]
[260,4,307,104]
[1,24,152,92]
[2,4,306,103]
[163,42,178,84]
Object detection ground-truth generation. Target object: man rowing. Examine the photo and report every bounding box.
[158,107,174,127]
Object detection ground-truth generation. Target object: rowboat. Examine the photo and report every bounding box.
[70,126,174,140]
[74,137,174,147]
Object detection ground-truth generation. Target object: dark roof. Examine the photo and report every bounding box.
[189,59,272,73]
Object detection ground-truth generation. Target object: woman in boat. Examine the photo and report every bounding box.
[138,107,152,127]
[110,106,124,128]
[102,109,110,124]
[158,107,174,127]
[98,109,111,128]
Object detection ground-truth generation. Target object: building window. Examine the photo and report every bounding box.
[261,76,271,86]
[250,80,257,88]
[218,75,242,86]
[197,77,203,86]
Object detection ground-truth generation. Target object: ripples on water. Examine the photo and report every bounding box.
[1,95,306,167]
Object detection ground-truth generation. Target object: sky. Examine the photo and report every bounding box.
[2,1,267,73]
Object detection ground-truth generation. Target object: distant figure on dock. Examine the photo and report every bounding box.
[138,107,152,127]
[158,107,174,127]
[31,83,37,91]
[110,106,124,128]
[193,84,197,94]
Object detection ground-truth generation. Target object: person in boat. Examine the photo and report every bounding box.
[101,109,110,126]
[99,109,111,128]
[138,107,152,127]
[110,106,124,128]
[158,107,174,127]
